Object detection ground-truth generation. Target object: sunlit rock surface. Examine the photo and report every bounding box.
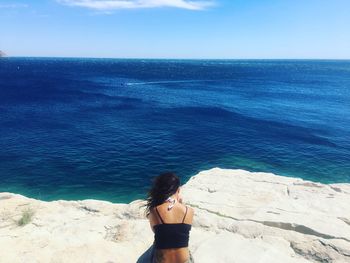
[1,168,349,262]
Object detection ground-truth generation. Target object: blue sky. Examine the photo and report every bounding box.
[0,0,349,59]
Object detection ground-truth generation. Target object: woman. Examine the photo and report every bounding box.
[145,172,194,263]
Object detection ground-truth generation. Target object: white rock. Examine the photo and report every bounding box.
[0,168,349,262]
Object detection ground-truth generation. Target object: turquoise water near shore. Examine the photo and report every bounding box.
[0,58,349,203]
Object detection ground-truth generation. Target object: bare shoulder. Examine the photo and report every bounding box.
[147,207,157,223]
[186,206,194,218]
[183,205,194,224]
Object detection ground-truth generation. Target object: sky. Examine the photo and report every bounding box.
[0,0,350,59]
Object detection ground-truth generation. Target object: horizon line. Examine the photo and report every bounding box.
[2,55,350,61]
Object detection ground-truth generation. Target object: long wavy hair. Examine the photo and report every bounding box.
[145,172,180,216]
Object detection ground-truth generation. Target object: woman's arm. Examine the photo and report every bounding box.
[147,210,156,233]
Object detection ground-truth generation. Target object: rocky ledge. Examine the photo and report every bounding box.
[0,168,349,262]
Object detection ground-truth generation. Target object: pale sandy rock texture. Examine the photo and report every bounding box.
[0,168,349,263]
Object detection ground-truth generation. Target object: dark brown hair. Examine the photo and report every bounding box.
[145,172,180,215]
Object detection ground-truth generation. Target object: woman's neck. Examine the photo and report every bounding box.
[165,195,177,210]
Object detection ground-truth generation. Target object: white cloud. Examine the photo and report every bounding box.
[57,0,213,11]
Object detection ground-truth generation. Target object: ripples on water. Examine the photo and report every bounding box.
[0,58,349,202]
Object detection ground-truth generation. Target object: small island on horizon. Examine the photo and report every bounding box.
[0,50,7,57]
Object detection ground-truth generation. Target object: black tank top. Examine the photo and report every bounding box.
[153,206,191,249]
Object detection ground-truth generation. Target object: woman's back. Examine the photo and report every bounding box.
[144,172,194,263]
[149,202,194,263]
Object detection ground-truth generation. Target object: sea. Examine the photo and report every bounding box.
[0,58,349,203]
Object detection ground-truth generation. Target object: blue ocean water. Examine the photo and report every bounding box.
[0,58,349,203]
